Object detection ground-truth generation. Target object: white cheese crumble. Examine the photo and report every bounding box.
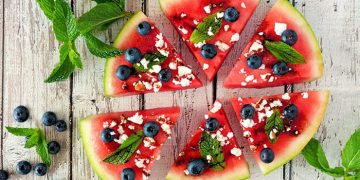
[210,101,222,113]
[206,155,212,162]
[118,125,124,134]
[240,68,246,74]
[215,41,230,52]
[203,63,209,70]
[243,131,251,137]
[149,64,161,73]
[204,5,211,14]
[231,148,242,157]
[184,169,190,175]
[241,2,247,8]
[180,13,187,18]
[153,82,162,93]
[258,112,266,122]
[178,66,192,76]
[217,12,224,18]
[204,114,209,119]
[230,33,240,42]
[140,59,150,69]
[249,40,264,53]
[259,64,265,70]
[109,121,117,128]
[161,123,171,135]
[193,19,199,25]
[241,82,247,86]
[169,62,177,70]
[143,81,153,90]
[194,41,205,48]
[128,113,143,124]
[270,99,283,108]
[103,121,109,128]
[143,137,155,148]
[241,119,255,128]
[302,92,309,99]
[135,158,148,168]
[265,107,274,118]
[114,134,128,144]
[260,73,271,81]
[274,22,287,36]
[180,78,191,87]
[224,25,230,32]
[282,93,291,100]
[178,26,188,35]
[128,125,135,130]
[227,132,234,139]
[245,75,255,82]
[207,27,214,36]
[155,33,165,48]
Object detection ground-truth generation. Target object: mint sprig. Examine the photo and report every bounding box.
[265,109,284,144]
[133,52,168,73]
[199,131,226,170]
[190,11,223,43]
[84,33,125,58]
[264,40,305,64]
[103,130,144,164]
[6,127,52,166]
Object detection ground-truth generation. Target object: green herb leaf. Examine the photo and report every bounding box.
[264,40,305,64]
[6,127,39,137]
[119,0,125,11]
[302,138,345,177]
[103,131,144,164]
[265,109,284,144]
[69,46,83,69]
[190,11,223,43]
[45,57,76,83]
[84,33,124,58]
[36,0,55,20]
[36,132,51,166]
[53,0,79,42]
[133,52,168,73]
[25,131,40,148]
[199,131,226,170]
[342,129,360,171]
[77,2,133,34]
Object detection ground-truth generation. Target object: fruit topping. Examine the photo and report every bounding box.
[13,106,30,123]
[55,120,68,132]
[116,65,133,81]
[281,29,298,46]
[272,62,289,76]
[187,159,205,176]
[224,7,240,22]
[283,104,299,120]
[42,112,57,126]
[143,121,160,137]
[260,148,274,163]
[205,118,219,132]
[247,55,263,69]
[121,168,135,180]
[34,163,47,176]
[158,69,172,83]
[101,128,116,143]
[16,161,32,175]
[125,48,142,64]
[137,21,151,36]
[48,141,61,155]
[0,170,9,180]
[201,44,217,59]
[241,104,255,119]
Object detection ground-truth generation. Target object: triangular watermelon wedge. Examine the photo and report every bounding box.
[224,0,323,88]
[166,101,250,180]
[231,91,329,174]
[159,0,260,81]
[80,107,180,180]
[104,11,202,97]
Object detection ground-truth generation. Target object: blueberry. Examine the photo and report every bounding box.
[283,104,298,120]
[241,104,255,119]
[247,55,263,69]
[273,62,289,76]
[48,141,61,154]
[101,128,116,143]
[138,21,151,36]
[116,65,133,81]
[34,163,47,176]
[125,48,142,64]
[143,121,160,137]
[281,29,298,46]
[121,168,135,180]
[16,161,32,175]
[260,148,275,163]
[205,118,219,132]
[0,170,9,180]
[158,69,172,83]
[187,159,205,176]
[13,106,29,123]
[201,44,217,59]
[224,7,240,22]
[55,120,67,132]
[42,112,57,126]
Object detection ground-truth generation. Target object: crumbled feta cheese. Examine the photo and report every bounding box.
[227,132,234,139]
[206,155,212,162]
[217,12,224,18]
[230,33,240,42]
[178,66,192,76]
[258,32,264,36]
[155,33,165,48]
[135,159,147,168]
[230,148,242,157]
[245,75,254,82]
[204,5,211,14]
[249,40,264,53]
[203,63,209,70]
[274,22,287,36]
[114,134,128,144]
[110,131,116,136]
[259,64,265,70]
[240,68,246,74]
[270,99,283,108]
[269,130,276,140]
[224,25,230,31]
[241,2,247,8]
[103,121,109,128]
[149,64,161,74]
[260,73,271,81]
[143,81,153,90]
[193,19,199,25]
[249,137,254,143]
[215,41,230,52]
[128,125,135,130]
[128,113,143,124]
[265,107,274,118]
[153,82,162,93]
[140,58,150,69]
[156,155,161,160]
[180,13,187,18]
[269,76,275,82]
[180,78,191,87]
[109,121,117,128]
[184,169,190,175]
[118,125,124,134]
[204,114,209,119]
[241,82,247,86]
[282,93,291,100]
[178,26,188,34]
[241,119,255,128]
[169,62,177,70]
[207,27,214,36]
[161,123,171,135]
[158,49,169,57]
[210,101,222,113]
[194,41,205,48]
[143,137,155,148]
[243,131,251,137]
[302,92,309,99]
[258,112,266,122]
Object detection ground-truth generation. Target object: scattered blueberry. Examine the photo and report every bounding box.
[273,62,289,76]
[125,48,142,64]
[13,106,29,123]
[16,161,32,175]
[34,163,47,176]
[101,128,116,143]
[283,104,299,120]
[158,69,172,83]
[205,118,219,132]
[224,7,240,22]
[42,112,57,126]
[48,141,61,155]
[143,121,160,138]
[201,44,217,59]
[187,159,205,176]
[281,29,298,46]
[55,120,67,132]
[241,104,255,119]
[116,65,133,81]
[121,168,135,180]
[138,21,151,36]
[247,55,263,69]
[260,148,275,163]
[0,170,9,180]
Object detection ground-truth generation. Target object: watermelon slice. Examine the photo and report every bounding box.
[80,107,180,180]
[159,0,260,81]
[224,0,323,88]
[231,91,329,174]
[104,11,202,97]
[166,101,250,180]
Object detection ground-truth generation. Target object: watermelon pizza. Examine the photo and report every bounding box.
[80,107,180,180]
[224,0,323,88]
[104,11,202,97]
[159,0,260,81]
[231,91,329,174]
[166,101,250,180]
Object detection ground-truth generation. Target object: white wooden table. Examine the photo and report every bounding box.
[1,0,359,179]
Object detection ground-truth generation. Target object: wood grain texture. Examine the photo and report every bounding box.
[0,0,3,169]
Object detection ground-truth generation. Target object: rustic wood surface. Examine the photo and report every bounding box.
[0,0,359,179]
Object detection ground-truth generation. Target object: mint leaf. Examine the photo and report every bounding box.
[77,2,133,34]
[103,131,144,164]
[199,131,226,170]
[6,127,38,137]
[36,0,55,20]
[45,57,75,83]
[265,109,284,144]
[84,33,124,58]
[119,0,125,10]
[25,131,40,148]
[302,138,345,177]
[190,11,223,43]
[69,46,83,69]
[342,129,360,171]
[36,132,51,166]
[133,52,167,73]
[53,0,79,42]
[264,40,305,64]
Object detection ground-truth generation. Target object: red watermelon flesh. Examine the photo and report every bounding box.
[166,101,250,180]
[231,91,329,174]
[104,11,202,97]
[224,0,323,88]
[159,0,260,81]
[80,107,180,180]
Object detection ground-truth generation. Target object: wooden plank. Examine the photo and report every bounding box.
[2,0,71,179]
[71,1,145,179]
[0,0,3,169]
[290,0,360,179]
